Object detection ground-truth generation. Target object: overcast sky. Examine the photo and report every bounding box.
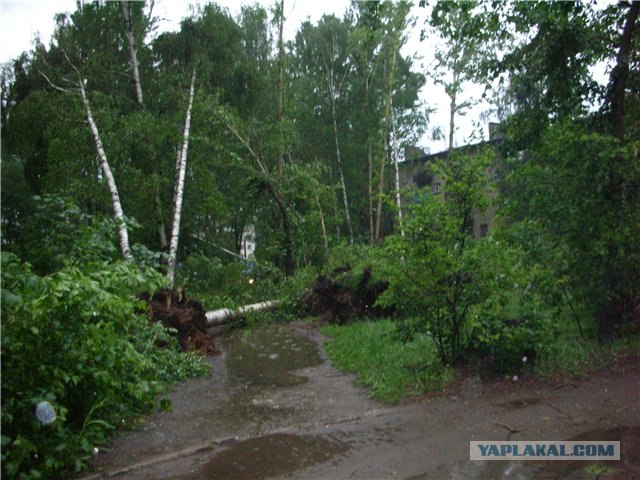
[0,0,496,153]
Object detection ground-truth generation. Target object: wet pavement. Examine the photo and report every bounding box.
[83,322,640,480]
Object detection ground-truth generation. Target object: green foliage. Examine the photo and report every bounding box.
[322,320,453,403]
[379,150,494,364]
[501,122,640,335]
[467,240,555,371]
[7,195,165,275]
[1,253,209,479]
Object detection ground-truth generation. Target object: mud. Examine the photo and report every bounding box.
[83,323,640,480]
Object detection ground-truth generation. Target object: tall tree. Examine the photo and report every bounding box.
[429,0,490,150]
[376,2,411,240]
[294,15,355,244]
[167,69,196,288]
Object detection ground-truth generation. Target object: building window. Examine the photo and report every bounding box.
[480,224,489,237]
[434,182,441,194]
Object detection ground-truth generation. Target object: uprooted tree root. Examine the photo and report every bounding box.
[304,267,392,324]
[143,288,217,355]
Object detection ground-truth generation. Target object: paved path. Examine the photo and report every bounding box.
[82,323,640,480]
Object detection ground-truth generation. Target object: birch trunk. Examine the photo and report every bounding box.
[206,301,279,326]
[375,121,388,241]
[79,79,134,263]
[154,178,168,250]
[314,188,329,252]
[122,0,144,106]
[368,140,374,243]
[448,89,456,150]
[330,85,354,244]
[375,52,395,241]
[391,108,404,236]
[167,70,196,288]
[276,0,285,177]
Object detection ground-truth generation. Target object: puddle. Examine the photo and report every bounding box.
[226,325,322,387]
[413,425,640,480]
[195,433,350,479]
[498,398,543,409]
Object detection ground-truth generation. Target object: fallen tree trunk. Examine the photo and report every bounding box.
[206,301,279,327]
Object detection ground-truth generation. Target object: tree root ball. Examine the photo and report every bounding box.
[304,267,392,324]
[143,288,217,355]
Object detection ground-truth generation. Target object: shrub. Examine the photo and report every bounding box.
[1,253,209,479]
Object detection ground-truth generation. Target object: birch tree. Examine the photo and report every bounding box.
[430,1,487,150]
[295,16,355,244]
[167,69,196,288]
[376,2,410,241]
[352,2,384,243]
[78,78,134,263]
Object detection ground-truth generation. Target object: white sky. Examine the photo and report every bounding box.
[0,0,496,154]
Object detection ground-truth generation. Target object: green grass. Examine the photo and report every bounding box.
[535,334,640,378]
[321,319,453,403]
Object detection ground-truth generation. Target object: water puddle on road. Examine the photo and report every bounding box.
[226,324,322,387]
[206,323,324,439]
[410,425,640,480]
[197,433,350,480]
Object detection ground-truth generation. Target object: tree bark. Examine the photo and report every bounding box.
[154,178,168,250]
[391,108,404,236]
[330,87,354,244]
[599,1,639,337]
[266,183,295,276]
[375,120,388,241]
[314,188,329,252]
[448,88,456,150]
[376,49,397,241]
[122,0,144,107]
[277,0,285,177]
[206,301,279,326]
[167,69,196,288]
[609,0,639,141]
[79,79,134,263]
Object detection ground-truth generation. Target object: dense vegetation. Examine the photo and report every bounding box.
[1,0,639,477]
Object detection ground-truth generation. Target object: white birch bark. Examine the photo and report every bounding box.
[313,188,329,251]
[79,79,134,263]
[122,0,144,106]
[206,301,279,326]
[331,91,354,245]
[167,70,196,288]
[391,108,404,236]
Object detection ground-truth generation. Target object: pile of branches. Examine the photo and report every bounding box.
[304,267,392,324]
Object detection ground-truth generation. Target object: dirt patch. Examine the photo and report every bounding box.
[144,288,216,355]
[304,267,391,324]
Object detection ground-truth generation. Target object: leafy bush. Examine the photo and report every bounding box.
[1,253,209,479]
[8,195,165,275]
[379,150,494,364]
[466,240,556,371]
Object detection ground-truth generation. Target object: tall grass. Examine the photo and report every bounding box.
[321,320,453,403]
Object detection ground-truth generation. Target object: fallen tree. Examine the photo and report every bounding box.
[205,301,279,327]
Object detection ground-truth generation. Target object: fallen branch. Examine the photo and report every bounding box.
[206,301,279,326]
[494,422,523,441]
